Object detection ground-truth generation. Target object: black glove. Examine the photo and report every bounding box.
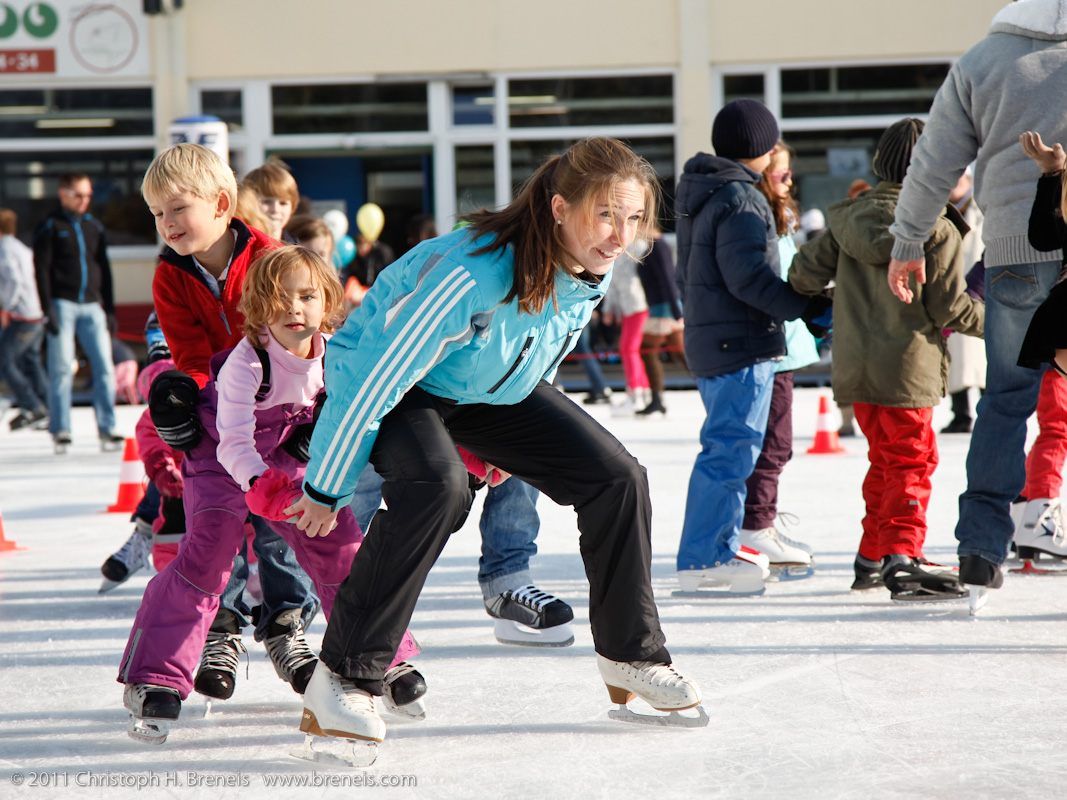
[800,294,833,338]
[280,391,326,463]
[44,317,59,336]
[149,370,204,452]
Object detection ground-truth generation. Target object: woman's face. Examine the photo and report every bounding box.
[554,178,647,276]
[766,151,793,200]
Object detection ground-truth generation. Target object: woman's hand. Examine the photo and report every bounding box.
[284,493,340,538]
[1020,131,1066,174]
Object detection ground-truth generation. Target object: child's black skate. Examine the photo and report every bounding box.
[263,608,318,695]
[124,684,181,744]
[383,662,427,720]
[851,554,883,591]
[194,610,246,703]
[959,554,1004,616]
[880,555,966,603]
[484,583,575,647]
[53,432,71,455]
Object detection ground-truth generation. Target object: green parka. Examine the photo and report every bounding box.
[789,181,984,408]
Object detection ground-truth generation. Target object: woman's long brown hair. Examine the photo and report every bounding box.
[758,140,801,237]
[466,137,659,314]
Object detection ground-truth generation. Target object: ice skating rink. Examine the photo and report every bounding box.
[1,388,1064,800]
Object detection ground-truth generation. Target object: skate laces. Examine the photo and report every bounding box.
[1037,500,1065,546]
[773,512,806,549]
[332,673,376,712]
[507,584,560,611]
[264,617,317,682]
[626,661,686,689]
[112,525,152,570]
[200,631,248,679]
[384,662,417,683]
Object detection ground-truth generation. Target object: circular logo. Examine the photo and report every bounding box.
[70,4,138,74]
[0,4,18,39]
[23,2,58,38]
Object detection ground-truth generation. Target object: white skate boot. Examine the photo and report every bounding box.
[1012,499,1067,573]
[382,662,428,721]
[124,683,181,745]
[597,656,709,728]
[293,662,384,767]
[485,584,575,646]
[739,526,814,579]
[99,518,153,593]
[674,547,769,597]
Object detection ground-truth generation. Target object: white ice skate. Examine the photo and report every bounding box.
[1012,499,1067,573]
[382,662,427,721]
[53,433,71,455]
[739,526,813,580]
[674,548,769,597]
[99,518,153,594]
[124,683,181,745]
[485,584,575,647]
[292,662,384,768]
[596,656,709,728]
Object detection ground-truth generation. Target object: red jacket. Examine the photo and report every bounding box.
[152,218,278,387]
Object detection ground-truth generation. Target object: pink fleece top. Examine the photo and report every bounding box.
[215,329,326,491]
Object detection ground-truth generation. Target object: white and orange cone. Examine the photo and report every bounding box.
[107,438,147,513]
[807,395,846,455]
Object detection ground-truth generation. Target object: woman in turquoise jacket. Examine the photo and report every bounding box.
[286,138,706,755]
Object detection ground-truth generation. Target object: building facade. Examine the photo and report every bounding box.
[0,0,1005,328]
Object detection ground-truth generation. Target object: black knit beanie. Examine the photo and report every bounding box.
[711,99,780,160]
[872,118,925,183]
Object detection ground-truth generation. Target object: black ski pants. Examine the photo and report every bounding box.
[319,382,668,692]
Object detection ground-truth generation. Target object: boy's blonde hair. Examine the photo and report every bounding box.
[243,160,300,208]
[239,246,344,346]
[236,182,272,234]
[142,143,238,215]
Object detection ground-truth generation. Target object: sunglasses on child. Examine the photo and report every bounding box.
[769,170,793,183]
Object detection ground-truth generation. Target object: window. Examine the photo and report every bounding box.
[0,149,156,246]
[0,88,153,138]
[200,90,244,132]
[781,63,950,118]
[723,74,765,104]
[508,75,673,128]
[785,128,883,213]
[272,83,429,134]
[453,85,494,126]
[455,145,494,217]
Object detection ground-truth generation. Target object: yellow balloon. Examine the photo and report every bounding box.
[356,203,385,243]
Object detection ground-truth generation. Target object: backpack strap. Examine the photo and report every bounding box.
[253,346,271,402]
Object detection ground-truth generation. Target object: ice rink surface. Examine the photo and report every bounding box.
[1,388,1064,800]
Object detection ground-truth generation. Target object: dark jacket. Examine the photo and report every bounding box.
[1018,173,1067,368]
[789,181,983,407]
[33,208,113,314]
[637,237,681,319]
[675,153,808,377]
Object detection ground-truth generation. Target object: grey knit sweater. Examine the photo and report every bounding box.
[891,0,1067,267]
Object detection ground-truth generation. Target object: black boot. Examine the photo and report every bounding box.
[851,554,883,591]
[880,555,967,602]
[194,609,246,700]
[636,392,667,416]
[940,391,972,433]
[958,554,1004,588]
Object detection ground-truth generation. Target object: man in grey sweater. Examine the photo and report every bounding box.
[886,0,1067,601]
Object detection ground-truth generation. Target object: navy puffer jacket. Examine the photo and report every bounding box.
[675,154,808,377]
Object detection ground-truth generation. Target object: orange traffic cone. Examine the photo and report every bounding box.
[807,395,846,454]
[106,437,146,513]
[0,507,24,553]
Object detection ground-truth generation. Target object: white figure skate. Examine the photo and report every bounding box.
[739,526,813,580]
[597,656,709,728]
[674,547,769,597]
[292,663,384,768]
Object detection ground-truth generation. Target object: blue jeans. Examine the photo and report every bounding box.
[676,362,775,570]
[574,324,608,396]
[133,480,161,525]
[351,464,541,598]
[955,260,1061,564]
[218,514,320,640]
[46,299,115,436]
[0,319,48,414]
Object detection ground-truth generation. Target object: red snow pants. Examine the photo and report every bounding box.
[853,403,937,561]
[1023,369,1067,501]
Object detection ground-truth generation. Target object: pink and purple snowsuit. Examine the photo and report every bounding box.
[118,331,419,698]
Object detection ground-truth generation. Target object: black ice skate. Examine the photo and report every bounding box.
[484,584,575,647]
[382,661,427,720]
[263,608,318,695]
[194,610,246,706]
[124,684,181,744]
[52,432,72,455]
[959,554,1004,616]
[851,554,883,591]
[880,555,967,604]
